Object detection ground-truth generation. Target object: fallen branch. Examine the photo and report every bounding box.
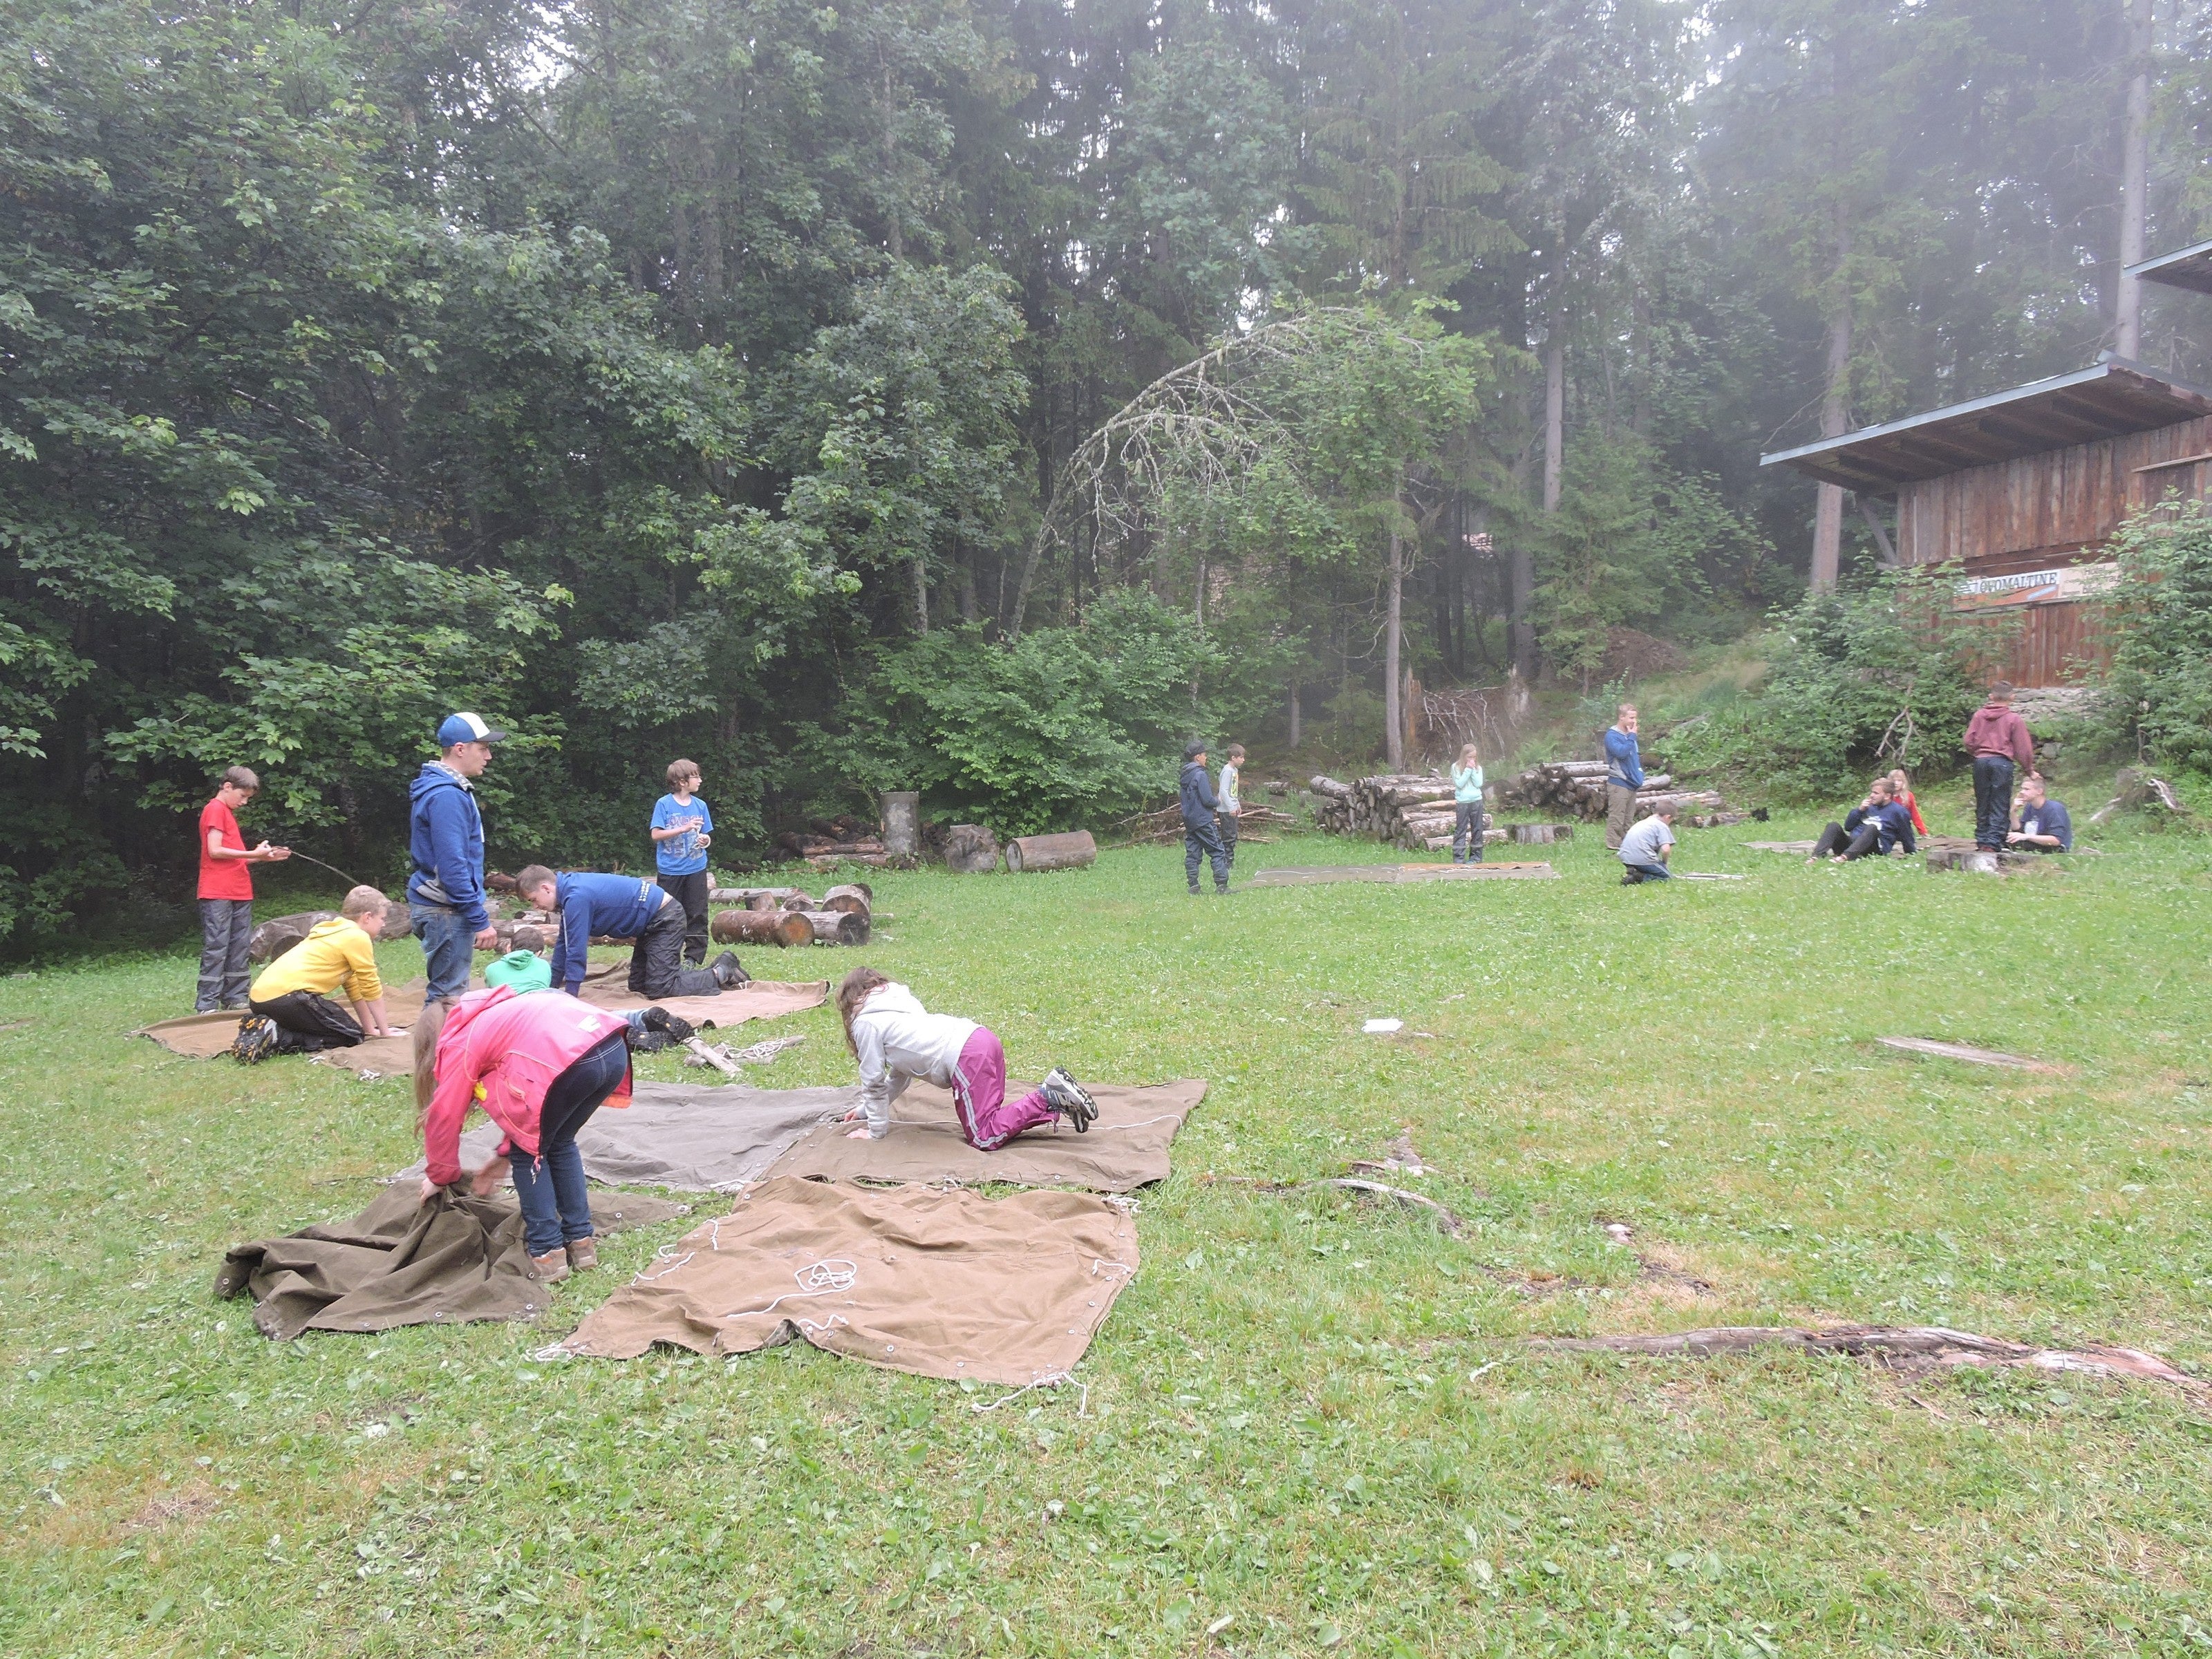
[1529,1324,2205,1394]
[1879,1036,2065,1074]
[1207,1173,1466,1235]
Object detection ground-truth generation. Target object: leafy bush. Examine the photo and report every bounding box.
[1660,568,2004,800]
[825,590,1226,836]
[2087,501,2212,775]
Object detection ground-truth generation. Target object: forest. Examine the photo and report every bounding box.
[5,0,2211,940]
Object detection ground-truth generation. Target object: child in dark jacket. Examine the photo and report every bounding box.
[1179,741,1230,895]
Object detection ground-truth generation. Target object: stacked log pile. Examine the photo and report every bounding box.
[1496,761,1725,824]
[1116,803,1297,845]
[1308,775,1505,852]
[709,882,874,946]
[775,812,890,865]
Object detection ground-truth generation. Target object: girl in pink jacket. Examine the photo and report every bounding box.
[835,966,1097,1147]
[418,955,682,1280]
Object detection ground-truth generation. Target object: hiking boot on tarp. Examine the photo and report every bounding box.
[230,1015,278,1065]
[564,1236,599,1273]
[709,950,749,988]
[528,1248,570,1284]
[1042,1067,1098,1133]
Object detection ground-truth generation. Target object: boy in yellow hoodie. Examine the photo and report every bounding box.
[232,886,398,1062]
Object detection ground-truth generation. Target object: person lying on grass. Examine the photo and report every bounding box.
[1808,778,1917,863]
[834,966,1098,1146]
[417,950,693,1282]
[1616,803,1677,883]
[231,885,397,1062]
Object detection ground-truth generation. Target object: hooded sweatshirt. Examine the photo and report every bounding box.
[550,872,672,995]
[420,985,632,1185]
[850,982,978,1139]
[406,762,489,931]
[1179,760,1219,827]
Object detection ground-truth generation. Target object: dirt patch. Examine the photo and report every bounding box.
[126,1481,221,1531]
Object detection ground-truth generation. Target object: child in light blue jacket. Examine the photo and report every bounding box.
[1451,742,1485,863]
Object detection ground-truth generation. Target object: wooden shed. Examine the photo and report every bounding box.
[1761,359,2212,686]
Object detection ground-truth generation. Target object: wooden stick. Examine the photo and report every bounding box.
[680,1035,742,1078]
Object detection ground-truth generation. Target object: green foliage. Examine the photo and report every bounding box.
[2090,501,2212,775]
[1663,568,2003,800]
[830,591,1224,836]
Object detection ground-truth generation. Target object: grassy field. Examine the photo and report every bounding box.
[4,784,2211,1658]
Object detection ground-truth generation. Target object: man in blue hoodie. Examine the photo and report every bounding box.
[515,866,747,1000]
[406,712,505,1117]
[1180,740,1230,896]
[1603,704,1644,852]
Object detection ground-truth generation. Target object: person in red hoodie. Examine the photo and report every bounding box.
[1961,682,2035,852]
[416,953,690,1282]
[1886,769,1930,838]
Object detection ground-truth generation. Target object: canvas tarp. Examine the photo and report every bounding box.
[395,1080,852,1192]
[138,971,829,1073]
[214,1182,692,1340]
[765,1078,1206,1192]
[554,1176,1140,1383]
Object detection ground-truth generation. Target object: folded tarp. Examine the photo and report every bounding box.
[552,1176,1139,1383]
[138,969,829,1074]
[214,1182,692,1340]
[395,1080,852,1192]
[765,1078,1206,1193]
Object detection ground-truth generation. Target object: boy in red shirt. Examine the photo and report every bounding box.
[196,767,290,1011]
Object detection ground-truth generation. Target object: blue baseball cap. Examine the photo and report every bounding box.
[436,711,507,747]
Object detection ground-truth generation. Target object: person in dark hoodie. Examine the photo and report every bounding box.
[1180,740,1230,895]
[406,713,505,1118]
[514,866,747,1000]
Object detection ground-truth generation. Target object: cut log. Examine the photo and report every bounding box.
[819,883,874,914]
[1004,830,1098,873]
[248,910,335,963]
[796,908,869,946]
[1511,823,1573,844]
[711,908,814,948]
[879,790,921,858]
[944,823,1000,874]
[777,892,816,912]
[709,886,801,906]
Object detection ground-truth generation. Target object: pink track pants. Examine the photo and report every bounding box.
[951,1027,1056,1150]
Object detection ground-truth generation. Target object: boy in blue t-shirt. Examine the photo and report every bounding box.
[650,759,715,966]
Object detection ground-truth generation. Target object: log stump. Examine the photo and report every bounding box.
[1510,823,1573,845]
[711,908,815,948]
[945,824,1000,874]
[248,910,335,963]
[797,908,870,946]
[820,883,873,915]
[1004,830,1098,873]
[880,790,921,859]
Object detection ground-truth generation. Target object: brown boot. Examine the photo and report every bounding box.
[528,1248,570,1284]
[564,1236,599,1273]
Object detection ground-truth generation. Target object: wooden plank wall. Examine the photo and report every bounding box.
[1896,413,2212,568]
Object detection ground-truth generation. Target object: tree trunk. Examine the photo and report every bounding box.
[1288,682,1302,748]
[912,554,929,634]
[1004,831,1098,872]
[1542,336,1565,514]
[2117,0,2153,357]
[1810,213,1854,592]
[796,909,870,946]
[1384,481,1405,770]
[711,908,815,948]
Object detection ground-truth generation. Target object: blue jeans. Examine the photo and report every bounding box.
[1624,862,1671,881]
[510,1031,628,1257]
[411,902,474,1001]
[196,898,254,1010]
[1971,755,2014,850]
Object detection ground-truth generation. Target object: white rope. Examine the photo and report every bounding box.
[722,1258,856,1320]
[971,1371,1073,1413]
[531,1342,576,1363]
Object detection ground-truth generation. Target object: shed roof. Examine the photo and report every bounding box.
[1759,359,2212,491]
[2128,237,2212,295]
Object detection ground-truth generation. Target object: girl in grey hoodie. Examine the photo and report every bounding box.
[836,967,1096,1147]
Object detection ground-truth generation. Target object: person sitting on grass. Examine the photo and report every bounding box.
[230,886,399,1062]
[1616,803,1677,883]
[514,865,747,1002]
[416,951,693,1282]
[1886,769,1930,838]
[1809,778,1917,863]
[834,966,1097,1146]
[2008,774,2073,852]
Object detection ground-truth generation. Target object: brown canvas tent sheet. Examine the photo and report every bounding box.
[140,973,829,1072]
[765,1078,1206,1193]
[214,1182,691,1340]
[395,1080,853,1192]
[555,1176,1139,1384]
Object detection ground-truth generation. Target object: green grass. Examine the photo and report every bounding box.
[5,790,2212,1657]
